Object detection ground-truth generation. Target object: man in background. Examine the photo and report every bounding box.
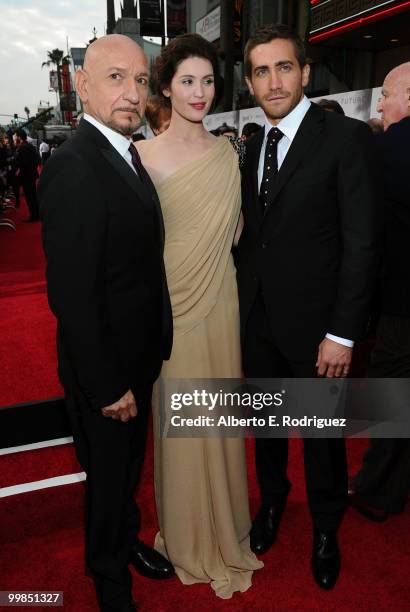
[316,98,345,115]
[13,128,40,221]
[350,62,410,522]
[241,122,262,140]
[39,139,50,165]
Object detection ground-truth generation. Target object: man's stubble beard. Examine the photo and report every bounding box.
[258,88,303,123]
[106,110,143,137]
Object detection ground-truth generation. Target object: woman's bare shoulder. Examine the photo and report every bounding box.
[133,138,154,152]
[133,137,159,162]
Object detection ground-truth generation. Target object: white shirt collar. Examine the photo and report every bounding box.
[263,95,311,144]
[83,113,131,158]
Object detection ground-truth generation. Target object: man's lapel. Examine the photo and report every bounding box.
[263,104,324,215]
[77,119,151,206]
[100,146,152,205]
[136,158,166,249]
[100,146,165,249]
[77,119,166,249]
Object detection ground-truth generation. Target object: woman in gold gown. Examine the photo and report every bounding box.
[134,33,262,599]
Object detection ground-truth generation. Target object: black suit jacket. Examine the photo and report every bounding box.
[15,142,39,181]
[377,117,410,317]
[237,103,381,361]
[38,119,173,410]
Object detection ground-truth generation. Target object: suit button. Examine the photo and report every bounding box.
[262,242,268,249]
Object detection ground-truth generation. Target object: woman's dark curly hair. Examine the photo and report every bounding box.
[151,33,220,108]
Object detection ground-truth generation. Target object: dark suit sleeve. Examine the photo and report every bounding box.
[39,151,130,410]
[16,144,39,177]
[329,121,382,340]
[15,148,24,173]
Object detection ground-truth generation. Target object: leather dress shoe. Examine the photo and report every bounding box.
[349,489,388,522]
[311,530,340,590]
[250,493,289,554]
[129,540,175,580]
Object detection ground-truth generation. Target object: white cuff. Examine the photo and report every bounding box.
[325,333,354,348]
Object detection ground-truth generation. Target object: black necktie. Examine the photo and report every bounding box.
[128,143,143,180]
[259,127,284,214]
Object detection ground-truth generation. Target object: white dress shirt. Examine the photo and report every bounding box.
[258,95,310,189]
[39,141,50,154]
[83,113,136,173]
[257,96,353,348]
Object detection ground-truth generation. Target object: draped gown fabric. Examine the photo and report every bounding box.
[151,137,263,598]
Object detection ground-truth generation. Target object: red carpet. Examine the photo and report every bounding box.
[1,194,409,610]
[0,199,63,406]
[0,442,80,489]
[1,435,410,611]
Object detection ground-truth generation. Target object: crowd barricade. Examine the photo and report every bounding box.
[0,191,17,231]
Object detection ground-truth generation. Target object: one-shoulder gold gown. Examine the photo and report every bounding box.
[152,138,263,599]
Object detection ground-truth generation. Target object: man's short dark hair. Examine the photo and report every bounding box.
[317,99,345,116]
[241,122,262,139]
[217,122,237,137]
[244,23,306,78]
[151,33,219,108]
[15,128,28,141]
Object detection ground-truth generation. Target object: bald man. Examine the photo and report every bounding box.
[38,35,174,611]
[377,61,410,131]
[350,62,410,522]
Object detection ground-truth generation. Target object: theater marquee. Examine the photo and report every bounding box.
[309,0,410,42]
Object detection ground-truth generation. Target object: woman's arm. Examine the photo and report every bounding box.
[233,212,244,247]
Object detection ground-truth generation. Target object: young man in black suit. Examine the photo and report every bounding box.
[349,62,410,522]
[38,35,174,611]
[13,128,40,221]
[236,24,380,589]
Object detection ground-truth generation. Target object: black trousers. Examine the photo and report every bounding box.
[353,315,410,513]
[242,293,348,531]
[66,384,152,608]
[10,176,20,206]
[21,178,39,219]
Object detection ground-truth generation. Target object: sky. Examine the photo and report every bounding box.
[0,0,126,124]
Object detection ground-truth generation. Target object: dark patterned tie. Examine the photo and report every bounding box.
[259,127,284,214]
[128,143,143,180]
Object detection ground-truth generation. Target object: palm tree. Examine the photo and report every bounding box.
[41,49,70,101]
[24,106,30,120]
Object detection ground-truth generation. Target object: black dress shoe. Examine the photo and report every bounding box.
[311,530,340,590]
[129,540,175,580]
[349,490,388,522]
[250,493,289,554]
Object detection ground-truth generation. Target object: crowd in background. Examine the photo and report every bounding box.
[0,132,63,221]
